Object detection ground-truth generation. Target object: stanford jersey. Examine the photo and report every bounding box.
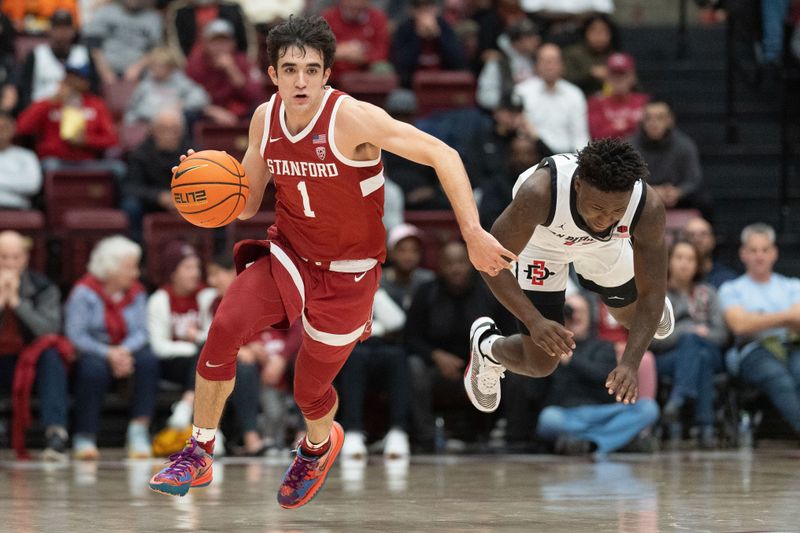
[260,87,386,263]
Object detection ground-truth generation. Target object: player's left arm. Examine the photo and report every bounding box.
[338,99,515,275]
[605,185,667,404]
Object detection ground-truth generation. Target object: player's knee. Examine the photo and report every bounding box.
[522,348,559,377]
[294,384,336,420]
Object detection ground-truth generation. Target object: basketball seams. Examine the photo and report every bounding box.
[181,155,246,178]
[171,182,250,190]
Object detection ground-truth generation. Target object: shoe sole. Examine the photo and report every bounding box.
[278,422,345,509]
[654,298,675,340]
[464,317,500,414]
[149,467,213,497]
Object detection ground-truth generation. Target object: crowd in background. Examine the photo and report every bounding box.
[1,0,800,461]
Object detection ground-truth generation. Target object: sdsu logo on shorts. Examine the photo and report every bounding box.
[525,260,552,286]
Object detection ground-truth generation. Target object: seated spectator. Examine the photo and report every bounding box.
[65,236,159,460]
[562,13,618,96]
[322,0,391,77]
[338,287,411,458]
[2,0,79,33]
[390,0,467,88]
[476,18,540,111]
[124,47,211,126]
[83,0,163,85]
[682,217,737,289]
[205,253,302,455]
[15,9,100,112]
[628,99,712,220]
[16,62,124,178]
[587,53,648,140]
[535,293,660,455]
[381,223,435,310]
[168,0,251,60]
[719,223,800,440]
[514,43,589,153]
[0,112,42,210]
[650,240,727,448]
[147,242,215,431]
[186,19,265,124]
[405,241,512,449]
[0,231,67,460]
[121,109,192,240]
[473,0,528,66]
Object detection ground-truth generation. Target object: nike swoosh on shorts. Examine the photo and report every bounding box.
[354,272,367,282]
[205,361,224,368]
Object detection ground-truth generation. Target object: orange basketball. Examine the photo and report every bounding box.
[171,150,250,228]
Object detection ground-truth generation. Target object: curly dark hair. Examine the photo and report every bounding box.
[576,138,649,192]
[266,16,337,72]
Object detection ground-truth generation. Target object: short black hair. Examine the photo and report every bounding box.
[576,138,649,192]
[645,96,674,111]
[580,13,620,51]
[209,251,235,270]
[266,16,337,72]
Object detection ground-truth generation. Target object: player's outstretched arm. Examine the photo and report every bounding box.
[238,103,273,220]
[337,99,515,275]
[606,186,667,404]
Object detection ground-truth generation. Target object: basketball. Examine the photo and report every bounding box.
[171,150,250,228]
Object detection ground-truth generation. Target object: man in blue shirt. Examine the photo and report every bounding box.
[719,223,800,436]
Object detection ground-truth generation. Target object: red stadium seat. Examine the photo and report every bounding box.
[403,210,460,270]
[44,170,117,229]
[143,212,215,285]
[336,72,399,108]
[0,210,47,273]
[61,208,130,284]
[412,71,476,117]
[665,208,701,246]
[194,121,250,161]
[102,79,139,123]
[225,210,275,249]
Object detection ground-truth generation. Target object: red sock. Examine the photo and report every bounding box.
[196,438,215,456]
[300,436,330,457]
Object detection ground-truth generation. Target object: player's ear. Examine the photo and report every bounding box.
[323,67,332,86]
[267,65,278,86]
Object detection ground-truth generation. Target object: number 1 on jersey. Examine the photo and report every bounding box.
[297,181,316,218]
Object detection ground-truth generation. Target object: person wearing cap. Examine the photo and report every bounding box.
[587,52,649,141]
[382,223,435,310]
[15,9,100,112]
[476,18,540,111]
[147,241,217,433]
[83,0,163,86]
[186,18,266,125]
[322,0,391,77]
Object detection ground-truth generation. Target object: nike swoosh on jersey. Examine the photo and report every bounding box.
[354,272,367,282]
[205,361,225,368]
[174,164,207,180]
[269,137,283,143]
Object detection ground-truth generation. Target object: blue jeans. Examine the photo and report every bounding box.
[0,349,69,428]
[761,0,792,62]
[536,399,660,453]
[656,333,723,426]
[73,346,160,435]
[739,346,800,435]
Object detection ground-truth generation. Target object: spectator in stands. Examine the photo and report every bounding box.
[628,99,712,220]
[124,47,211,126]
[563,13,618,96]
[83,0,163,85]
[186,19,265,124]
[0,112,42,210]
[719,223,800,439]
[473,0,528,67]
[339,286,411,458]
[514,43,589,153]
[390,0,468,88]
[2,0,79,33]
[535,293,660,455]
[0,231,68,460]
[650,240,727,448]
[682,217,738,289]
[476,18,540,111]
[66,236,159,460]
[381,223,435,310]
[16,61,124,177]
[15,9,100,112]
[405,240,511,449]
[121,109,191,241]
[322,0,391,77]
[587,53,649,140]
[168,0,251,60]
[147,241,215,432]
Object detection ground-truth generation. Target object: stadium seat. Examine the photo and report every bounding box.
[44,170,117,229]
[142,212,215,284]
[336,72,399,108]
[102,79,139,123]
[412,71,476,117]
[225,210,276,249]
[61,209,129,284]
[0,210,47,273]
[194,121,250,161]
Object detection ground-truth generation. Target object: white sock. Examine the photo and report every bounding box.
[305,435,330,449]
[480,334,503,364]
[192,425,216,443]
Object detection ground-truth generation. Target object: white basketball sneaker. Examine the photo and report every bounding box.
[464,317,506,413]
[654,297,675,340]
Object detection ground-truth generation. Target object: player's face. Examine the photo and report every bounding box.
[669,242,699,285]
[268,46,331,114]
[172,256,202,294]
[740,234,778,278]
[574,179,632,234]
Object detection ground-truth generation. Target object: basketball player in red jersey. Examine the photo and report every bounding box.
[149,16,514,506]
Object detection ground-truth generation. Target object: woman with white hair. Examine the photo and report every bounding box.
[65,235,159,460]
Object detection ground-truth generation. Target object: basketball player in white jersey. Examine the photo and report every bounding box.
[464,138,674,411]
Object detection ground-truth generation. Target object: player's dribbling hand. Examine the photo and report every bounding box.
[528,317,575,359]
[465,229,516,277]
[171,149,196,174]
[606,363,638,404]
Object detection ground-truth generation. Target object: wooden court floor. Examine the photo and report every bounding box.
[1,450,799,533]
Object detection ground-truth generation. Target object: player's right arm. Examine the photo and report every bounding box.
[238,102,272,219]
[483,168,576,358]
